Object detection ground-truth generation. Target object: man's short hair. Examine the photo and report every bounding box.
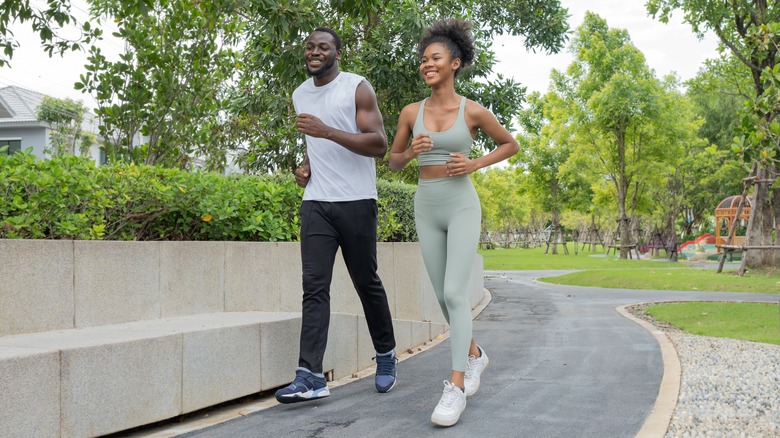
[313,27,342,50]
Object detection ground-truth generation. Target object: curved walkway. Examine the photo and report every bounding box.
[170,270,773,438]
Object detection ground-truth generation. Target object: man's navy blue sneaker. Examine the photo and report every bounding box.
[374,350,397,393]
[274,369,330,404]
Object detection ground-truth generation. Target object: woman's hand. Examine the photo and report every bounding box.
[445,153,477,176]
[408,133,433,157]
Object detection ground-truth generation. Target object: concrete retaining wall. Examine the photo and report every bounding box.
[0,239,484,438]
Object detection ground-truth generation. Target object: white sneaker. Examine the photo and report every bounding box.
[431,380,467,426]
[464,345,489,396]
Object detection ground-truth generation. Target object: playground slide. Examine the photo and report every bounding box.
[678,233,715,252]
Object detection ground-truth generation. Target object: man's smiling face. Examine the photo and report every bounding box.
[304,31,341,77]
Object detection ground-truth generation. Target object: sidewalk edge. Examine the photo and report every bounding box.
[616,304,681,438]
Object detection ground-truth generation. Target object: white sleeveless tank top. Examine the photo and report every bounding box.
[292,72,378,201]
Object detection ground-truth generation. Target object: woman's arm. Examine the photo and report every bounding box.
[388,103,431,171]
[445,101,519,176]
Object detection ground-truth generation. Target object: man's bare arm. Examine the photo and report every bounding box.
[295,80,387,158]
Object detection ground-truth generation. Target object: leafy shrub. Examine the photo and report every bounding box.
[0,152,418,242]
[377,179,417,242]
[0,152,300,241]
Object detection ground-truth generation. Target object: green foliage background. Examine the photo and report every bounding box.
[0,151,416,242]
[6,1,778,255]
[376,179,417,242]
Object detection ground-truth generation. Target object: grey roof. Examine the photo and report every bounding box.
[0,85,45,124]
[0,86,99,135]
[0,94,12,118]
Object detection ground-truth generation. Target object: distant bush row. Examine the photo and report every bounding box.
[0,152,417,242]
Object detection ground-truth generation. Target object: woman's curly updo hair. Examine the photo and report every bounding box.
[417,19,475,78]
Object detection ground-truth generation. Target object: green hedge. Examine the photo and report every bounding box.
[377,179,417,242]
[0,152,418,242]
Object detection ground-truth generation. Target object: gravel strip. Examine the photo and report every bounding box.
[664,333,780,437]
[626,304,780,437]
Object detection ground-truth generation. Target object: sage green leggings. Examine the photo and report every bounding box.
[414,176,481,372]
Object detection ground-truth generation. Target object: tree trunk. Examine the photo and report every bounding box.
[546,181,561,255]
[629,181,641,250]
[745,165,780,268]
[616,130,630,259]
[550,209,560,255]
[773,184,780,238]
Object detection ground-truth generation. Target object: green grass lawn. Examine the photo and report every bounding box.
[480,246,780,294]
[646,302,780,345]
[480,246,780,344]
[541,268,780,294]
[479,246,684,270]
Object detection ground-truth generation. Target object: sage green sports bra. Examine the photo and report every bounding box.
[413,96,473,166]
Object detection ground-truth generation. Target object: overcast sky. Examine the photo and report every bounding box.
[490,0,720,94]
[1,0,720,109]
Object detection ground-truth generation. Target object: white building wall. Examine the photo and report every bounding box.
[0,125,49,158]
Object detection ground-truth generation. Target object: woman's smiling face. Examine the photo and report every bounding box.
[419,42,460,85]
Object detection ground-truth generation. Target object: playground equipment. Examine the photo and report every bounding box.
[678,233,717,260]
[714,194,752,252]
[716,165,780,274]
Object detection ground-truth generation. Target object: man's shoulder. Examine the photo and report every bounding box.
[293,78,314,95]
[340,71,366,86]
[340,71,364,80]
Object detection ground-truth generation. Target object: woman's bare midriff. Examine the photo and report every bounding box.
[419,165,450,179]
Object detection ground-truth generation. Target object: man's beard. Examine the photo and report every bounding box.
[306,58,336,77]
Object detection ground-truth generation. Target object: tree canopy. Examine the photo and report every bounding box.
[37,95,94,158]
[77,0,242,168]
[648,0,780,268]
[225,0,570,175]
[0,0,101,68]
[516,13,705,258]
[2,0,570,173]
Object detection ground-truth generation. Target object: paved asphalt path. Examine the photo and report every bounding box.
[181,270,775,438]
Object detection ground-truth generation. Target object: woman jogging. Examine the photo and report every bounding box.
[388,18,518,427]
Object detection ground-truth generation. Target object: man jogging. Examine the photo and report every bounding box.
[274,27,397,404]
